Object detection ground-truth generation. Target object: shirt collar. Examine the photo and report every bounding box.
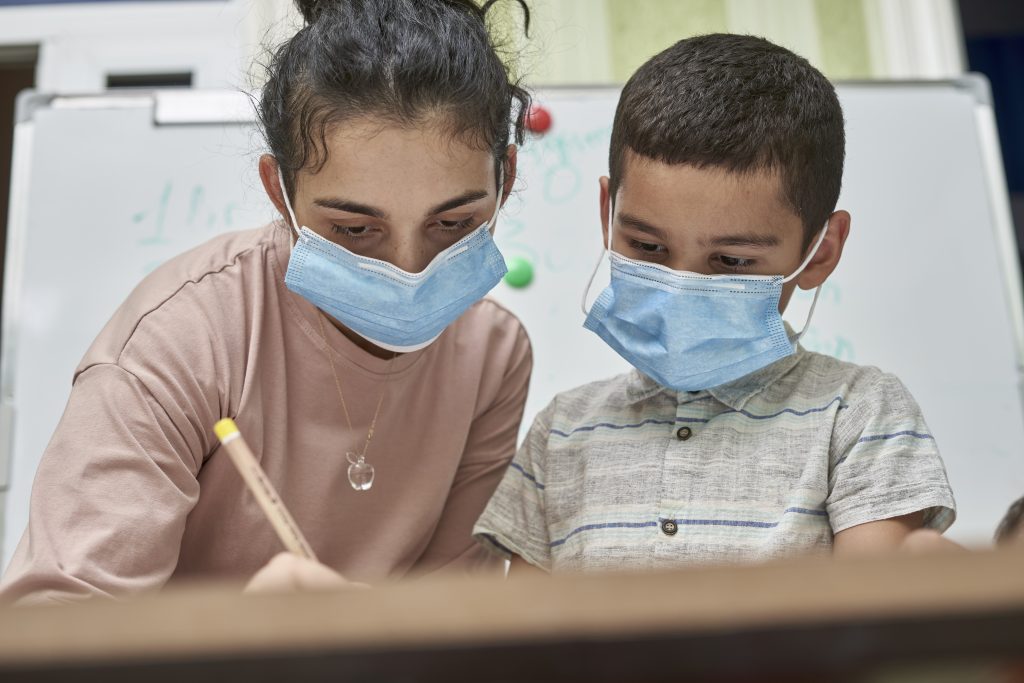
[624,323,807,410]
[706,343,806,410]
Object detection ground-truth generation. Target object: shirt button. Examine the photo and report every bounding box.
[676,426,693,440]
[661,519,678,536]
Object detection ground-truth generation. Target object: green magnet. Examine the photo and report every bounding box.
[503,256,534,288]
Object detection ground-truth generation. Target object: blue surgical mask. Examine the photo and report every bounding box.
[582,206,829,391]
[278,168,508,352]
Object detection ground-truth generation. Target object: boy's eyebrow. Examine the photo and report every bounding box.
[618,213,781,248]
[617,212,668,239]
[706,233,781,248]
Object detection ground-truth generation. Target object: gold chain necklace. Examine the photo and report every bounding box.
[317,312,397,492]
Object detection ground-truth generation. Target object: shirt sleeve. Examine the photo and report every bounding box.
[0,294,222,606]
[411,324,533,576]
[826,370,956,534]
[0,363,210,606]
[472,400,554,572]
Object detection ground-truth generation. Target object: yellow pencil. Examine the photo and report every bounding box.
[213,418,317,561]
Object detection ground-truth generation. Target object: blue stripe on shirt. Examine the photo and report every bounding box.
[549,397,846,438]
[550,418,677,437]
[857,430,934,443]
[549,521,660,547]
[549,507,827,547]
[834,431,937,467]
[725,396,845,420]
[510,461,545,490]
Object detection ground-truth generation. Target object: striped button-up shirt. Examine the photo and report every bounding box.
[474,345,955,572]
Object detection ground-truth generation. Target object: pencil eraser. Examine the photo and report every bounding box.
[214,418,240,442]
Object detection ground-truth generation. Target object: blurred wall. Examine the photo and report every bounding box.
[486,0,964,84]
[0,0,966,91]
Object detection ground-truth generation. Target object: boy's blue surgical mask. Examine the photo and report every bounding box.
[582,205,829,391]
[278,168,508,353]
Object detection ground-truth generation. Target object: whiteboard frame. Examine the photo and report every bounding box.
[0,92,46,483]
[0,92,155,559]
[967,77,1024,378]
[838,76,1024,384]
[1,78,1023,558]
[0,93,38,559]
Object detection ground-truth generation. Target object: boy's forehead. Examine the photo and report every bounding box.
[616,152,803,241]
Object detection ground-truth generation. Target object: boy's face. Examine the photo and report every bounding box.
[600,152,850,312]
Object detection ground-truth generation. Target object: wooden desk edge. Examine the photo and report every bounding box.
[0,546,1022,669]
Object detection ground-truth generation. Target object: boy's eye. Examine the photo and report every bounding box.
[717,255,755,270]
[629,239,667,255]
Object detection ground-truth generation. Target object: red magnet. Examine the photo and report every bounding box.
[525,104,552,135]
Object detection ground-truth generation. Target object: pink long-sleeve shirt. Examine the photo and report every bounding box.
[1,222,532,604]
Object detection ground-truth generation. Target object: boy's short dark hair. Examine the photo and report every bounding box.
[609,33,845,246]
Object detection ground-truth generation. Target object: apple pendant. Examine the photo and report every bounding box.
[346,452,374,492]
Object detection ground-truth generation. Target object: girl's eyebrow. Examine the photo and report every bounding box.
[314,197,387,219]
[313,190,490,220]
[427,190,490,216]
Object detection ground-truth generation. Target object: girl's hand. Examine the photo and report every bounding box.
[245,552,370,593]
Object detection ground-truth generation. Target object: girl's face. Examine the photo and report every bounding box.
[261,117,516,274]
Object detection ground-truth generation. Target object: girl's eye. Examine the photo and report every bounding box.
[437,217,476,232]
[629,239,667,255]
[331,225,373,238]
[717,255,755,271]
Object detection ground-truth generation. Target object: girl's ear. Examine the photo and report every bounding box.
[259,154,291,225]
[500,144,518,205]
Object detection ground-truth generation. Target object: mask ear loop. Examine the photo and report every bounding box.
[581,198,615,315]
[277,166,302,248]
[782,221,830,341]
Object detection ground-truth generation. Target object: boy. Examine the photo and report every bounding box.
[474,34,956,574]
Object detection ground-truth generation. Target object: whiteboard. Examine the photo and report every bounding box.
[498,82,1024,548]
[3,81,1023,569]
[0,92,274,570]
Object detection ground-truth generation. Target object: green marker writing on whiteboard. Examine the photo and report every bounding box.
[503,256,534,288]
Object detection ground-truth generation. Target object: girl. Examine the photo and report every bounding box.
[1,0,531,602]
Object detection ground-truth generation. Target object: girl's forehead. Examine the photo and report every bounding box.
[328,119,494,172]
[298,121,497,200]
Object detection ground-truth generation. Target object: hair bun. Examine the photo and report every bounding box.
[295,1,514,29]
[294,0,329,25]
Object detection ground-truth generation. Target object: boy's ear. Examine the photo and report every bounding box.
[599,176,612,249]
[796,210,851,290]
